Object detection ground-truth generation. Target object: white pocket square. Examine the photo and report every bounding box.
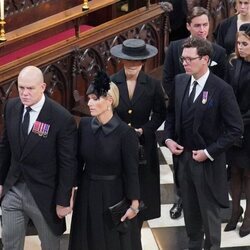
[210,61,218,66]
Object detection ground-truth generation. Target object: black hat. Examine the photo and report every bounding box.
[110,39,158,61]
[86,71,110,98]
[239,23,250,36]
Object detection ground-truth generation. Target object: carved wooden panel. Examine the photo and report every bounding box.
[4,0,83,32]
[0,12,168,132]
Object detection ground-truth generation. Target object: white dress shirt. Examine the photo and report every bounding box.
[22,94,45,134]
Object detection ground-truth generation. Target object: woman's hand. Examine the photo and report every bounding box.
[121,199,139,222]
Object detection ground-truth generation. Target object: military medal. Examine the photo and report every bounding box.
[202,91,208,104]
[32,121,50,137]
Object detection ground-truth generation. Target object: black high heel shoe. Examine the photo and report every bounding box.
[224,206,244,232]
[239,218,250,237]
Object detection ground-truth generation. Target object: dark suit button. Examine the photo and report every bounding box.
[128,109,133,114]
[128,123,131,126]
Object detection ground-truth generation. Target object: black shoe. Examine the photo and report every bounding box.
[170,202,182,219]
[239,227,250,237]
[239,218,250,237]
[224,206,243,232]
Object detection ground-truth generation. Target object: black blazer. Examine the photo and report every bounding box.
[162,38,227,96]
[0,96,77,235]
[214,15,237,56]
[164,72,243,207]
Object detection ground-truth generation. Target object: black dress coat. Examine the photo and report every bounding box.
[214,15,237,56]
[0,96,77,235]
[69,115,140,250]
[225,59,250,168]
[164,72,243,208]
[111,69,167,220]
[162,38,227,95]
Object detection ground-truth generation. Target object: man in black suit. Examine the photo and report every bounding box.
[0,66,77,249]
[164,37,243,250]
[162,6,227,219]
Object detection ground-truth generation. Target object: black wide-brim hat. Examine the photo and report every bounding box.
[110,39,158,61]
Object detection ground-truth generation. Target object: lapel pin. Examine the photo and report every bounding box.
[202,91,208,104]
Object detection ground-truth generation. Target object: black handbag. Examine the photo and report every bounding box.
[108,198,130,226]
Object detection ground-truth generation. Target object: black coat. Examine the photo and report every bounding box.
[0,96,77,235]
[162,38,227,96]
[225,59,250,168]
[111,69,167,220]
[69,115,140,250]
[214,15,237,56]
[164,72,243,208]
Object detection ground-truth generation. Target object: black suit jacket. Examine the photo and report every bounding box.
[162,38,227,96]
[214,15,237,56]
[164,72,243,207]
[0,96,77,235]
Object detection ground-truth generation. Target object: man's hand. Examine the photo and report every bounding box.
[192,150,208,162]
[0,185,3,198]
[56,188,76,219]
[165,139,184,155]
[56,205,72,219]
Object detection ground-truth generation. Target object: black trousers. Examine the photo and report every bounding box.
[177,151,221,250]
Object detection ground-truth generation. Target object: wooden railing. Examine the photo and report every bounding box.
[0,3,170,132]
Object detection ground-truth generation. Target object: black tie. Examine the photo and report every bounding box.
[188,81,198,106]
[22,106,32,140]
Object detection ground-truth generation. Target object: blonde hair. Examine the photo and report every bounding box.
[108,82,119,108]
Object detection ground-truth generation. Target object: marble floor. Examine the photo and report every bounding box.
[0,126,250,249]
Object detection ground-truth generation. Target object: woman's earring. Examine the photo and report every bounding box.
[107,106,111,111]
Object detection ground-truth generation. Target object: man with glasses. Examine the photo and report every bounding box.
[164,37,243,250]
[162,6,226,220]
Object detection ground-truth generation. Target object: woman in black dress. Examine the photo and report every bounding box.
[69,71,141,250]
[214,0,250,56]
[224,24,250,237]
[110,39,167,245]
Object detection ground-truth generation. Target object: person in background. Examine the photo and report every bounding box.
[214,0,250,56]
[110,39,167,249]
[224,23,250,237]
[69,71,141,250]
[0,66,77,250]
[162,6,226,220]
[164,37,243,250]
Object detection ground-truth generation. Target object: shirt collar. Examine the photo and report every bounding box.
[191,69,210,88]
[91,114,120,135]
[25,94,45,113]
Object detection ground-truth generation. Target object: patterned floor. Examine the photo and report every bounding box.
[0,124,250,249]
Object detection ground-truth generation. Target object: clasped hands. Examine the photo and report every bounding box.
[165,139,208,162]
[56,188,75,219]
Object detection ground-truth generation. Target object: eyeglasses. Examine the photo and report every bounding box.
[179,56,201,64]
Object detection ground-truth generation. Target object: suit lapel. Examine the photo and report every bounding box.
[175,75,190,135]
[131,71,146,105]
[20,97,52,161]
[116,70,131,106]
[11,101,23,158]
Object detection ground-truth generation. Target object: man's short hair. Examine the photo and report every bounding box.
[186,6,210,24]
[182,37,213,59]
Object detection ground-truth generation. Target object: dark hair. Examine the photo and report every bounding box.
[182,37,213,59]
[186,6,210,24]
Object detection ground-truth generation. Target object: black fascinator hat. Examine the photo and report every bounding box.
[86,70,110,98]
[239,23,250,36]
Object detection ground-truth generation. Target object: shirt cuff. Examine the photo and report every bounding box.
[204,149,214,161]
